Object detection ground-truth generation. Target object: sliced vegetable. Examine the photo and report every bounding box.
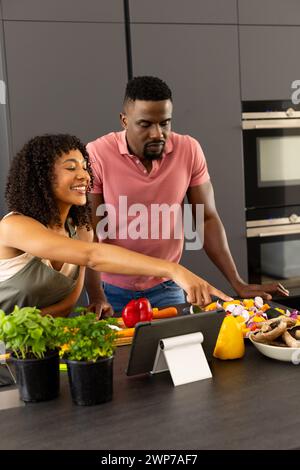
[116,317,125,327]
[254,296,264,309]
[152,307,178,319]
[203,302,218,312]
[116,328,135,338]
[223,300,241,310]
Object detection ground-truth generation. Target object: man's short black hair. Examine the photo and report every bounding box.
[124,76,172,103]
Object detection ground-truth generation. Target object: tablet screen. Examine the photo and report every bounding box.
[126,311,225,376]
[0,364,15,387]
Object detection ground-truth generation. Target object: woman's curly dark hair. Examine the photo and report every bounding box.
[5,134,94,229]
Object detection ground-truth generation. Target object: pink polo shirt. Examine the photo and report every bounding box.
[87,131,210,290]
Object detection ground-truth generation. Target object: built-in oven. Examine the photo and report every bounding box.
[246,205,300,297]
[242,101,300,299]
[243,100,300,209]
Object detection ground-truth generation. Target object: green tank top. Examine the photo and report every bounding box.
[0,220,79,314]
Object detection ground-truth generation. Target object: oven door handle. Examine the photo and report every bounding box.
[247,225,300,238]
[242,119,300,129]
[255,123,300,129]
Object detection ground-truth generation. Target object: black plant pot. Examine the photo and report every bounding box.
[66,356,113,406]
[12,350,60,403]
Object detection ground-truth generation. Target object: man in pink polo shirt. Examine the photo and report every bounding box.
[86,76,288,314]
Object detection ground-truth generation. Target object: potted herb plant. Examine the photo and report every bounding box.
[55,313,118,406]
[0,306,60,402]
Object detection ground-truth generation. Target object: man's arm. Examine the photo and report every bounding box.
[84,193,114,317]
[186,181,289,299]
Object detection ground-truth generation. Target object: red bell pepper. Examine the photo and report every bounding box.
[122,297,153,328]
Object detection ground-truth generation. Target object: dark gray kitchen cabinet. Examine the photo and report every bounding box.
[2,0,124,22]
[0,21,10,216]
[240,26,300,101]
[4,21,127,155]
[130,0,237,24]
[238,0,300,26]
[131,24,247,293]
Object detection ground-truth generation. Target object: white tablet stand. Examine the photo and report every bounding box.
[151,331,212,386]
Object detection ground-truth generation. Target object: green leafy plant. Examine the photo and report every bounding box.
[55,312,118,362]
[0,306,59,359]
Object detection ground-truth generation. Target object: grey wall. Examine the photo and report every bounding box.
[238,0,300,100]
[240,26,300,101]
[129,0,237,23]
[4,21,127,156]
[238,0,300,25]
[1,0,123,21]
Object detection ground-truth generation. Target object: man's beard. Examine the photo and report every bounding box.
[143,141,165,161]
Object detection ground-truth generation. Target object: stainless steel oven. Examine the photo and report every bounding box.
[243,100,300,209]
[243,101,300,298]
[246,206,300,296]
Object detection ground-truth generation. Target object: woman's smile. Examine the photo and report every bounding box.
[70,184,88,195]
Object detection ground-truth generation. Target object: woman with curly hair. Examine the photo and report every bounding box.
[0,134,230,316]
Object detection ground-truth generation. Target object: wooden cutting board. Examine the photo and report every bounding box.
[115,336,133,347]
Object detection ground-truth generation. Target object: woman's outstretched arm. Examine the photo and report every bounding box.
[0,214,232,306]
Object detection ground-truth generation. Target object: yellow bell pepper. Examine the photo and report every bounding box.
[213,315,245,360]
[241,326,250,337]
[243,299,254,309]
[203,302,218,312]
[250,315,265,323]
[234,315,248,338]
[234,315,246,324]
